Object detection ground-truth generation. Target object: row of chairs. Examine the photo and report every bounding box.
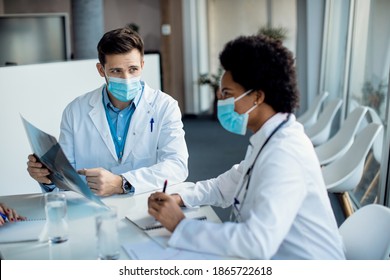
[298,92,390,260]
[299,92,383,195]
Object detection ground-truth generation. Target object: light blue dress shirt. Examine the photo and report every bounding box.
[102,87,136,161]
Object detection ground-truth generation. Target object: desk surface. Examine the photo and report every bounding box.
[0,183,221,260]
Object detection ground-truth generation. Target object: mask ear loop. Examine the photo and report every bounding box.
[244,103,258,115]
[102,67,110,85]
[234,89,253,103]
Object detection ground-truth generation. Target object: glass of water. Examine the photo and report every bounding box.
[44,192,68,244]
[96,207,120,260]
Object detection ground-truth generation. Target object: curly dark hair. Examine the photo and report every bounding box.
[219,35,299,113]
[97,27,144,65]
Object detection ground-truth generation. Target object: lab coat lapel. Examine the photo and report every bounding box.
[121,90,155,162]
[234,130,268,207]
[88,92,118,161]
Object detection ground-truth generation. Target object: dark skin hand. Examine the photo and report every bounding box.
[148,193,185,232]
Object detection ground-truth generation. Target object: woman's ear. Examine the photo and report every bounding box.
[255,90,265,104]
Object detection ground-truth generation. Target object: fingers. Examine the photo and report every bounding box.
[148,193,164,216]
[77,168,86,176]
[77,168,102,177]
[0,204,26,225]
[78,168,121,196]
[147,192,174,215]
[149,192,169,202]
[147,192,185,232]
[28,154,37,162]
[27,155,52,184]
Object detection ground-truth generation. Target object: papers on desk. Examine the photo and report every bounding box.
[0,219,45,243]
[21,116,107,208]
[124,207,223,259]
[122,240,223,260]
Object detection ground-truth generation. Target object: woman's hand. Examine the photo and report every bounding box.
[147,192,185,232]
[0,203,26,226]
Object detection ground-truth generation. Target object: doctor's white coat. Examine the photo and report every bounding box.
[169,113,345,259]
[58,83,188,194]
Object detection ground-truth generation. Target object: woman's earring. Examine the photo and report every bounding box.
[253,101,258,105]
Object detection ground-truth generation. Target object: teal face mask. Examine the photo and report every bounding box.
[107,76,142,102]
[217,89,256,135]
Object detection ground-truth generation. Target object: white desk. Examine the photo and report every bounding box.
[0,183,221,260]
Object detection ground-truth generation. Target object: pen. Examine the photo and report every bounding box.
[150,118,154,132]
[162,179,168,193]
[0,212,9,223]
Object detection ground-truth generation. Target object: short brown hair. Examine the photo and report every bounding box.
[97,27,144,65]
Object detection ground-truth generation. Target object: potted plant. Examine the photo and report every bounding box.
[362,81,387,115]
[257,26,288,41]
[198,67,223,119]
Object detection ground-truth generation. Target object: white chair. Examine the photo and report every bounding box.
[315,106,368,165]
[322,123,383,193]
[354,107,384,205]
[298,91,329,129]
[339,204,390,259]
[366,107,384,163]
[305,99,342,146]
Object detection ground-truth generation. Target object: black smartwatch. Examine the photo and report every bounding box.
[120,175,133,194]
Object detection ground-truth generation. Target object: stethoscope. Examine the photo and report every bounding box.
[230,113,291,222]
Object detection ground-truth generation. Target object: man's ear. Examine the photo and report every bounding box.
[96,63,105,78]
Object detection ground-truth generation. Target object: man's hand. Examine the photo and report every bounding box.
[148,192,185,232]
[78,168,122,196]
[26,154,52,184]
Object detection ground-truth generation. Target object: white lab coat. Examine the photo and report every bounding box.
[57,82,188,194]
[169,113,345,259]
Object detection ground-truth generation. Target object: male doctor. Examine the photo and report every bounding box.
[27,27,188,196]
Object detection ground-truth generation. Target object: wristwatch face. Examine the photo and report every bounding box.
[122,176,132,194]
[122,182,132,193]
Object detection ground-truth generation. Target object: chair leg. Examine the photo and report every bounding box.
[363,151,373,172]
[337,192,354,218]
[360,169,380,205]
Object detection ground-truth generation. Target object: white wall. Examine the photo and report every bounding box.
[0,55,161,196]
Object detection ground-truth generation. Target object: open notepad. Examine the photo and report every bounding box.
[126,208,209,247]
[124,209,224,260]
[126,214,207,231]
[0,218,46,243]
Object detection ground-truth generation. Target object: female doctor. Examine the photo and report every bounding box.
[27,27,188,196]
[148,35,345,259]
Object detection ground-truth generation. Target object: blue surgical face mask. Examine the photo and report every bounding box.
[217,89,257,135]
[106,76,142,102]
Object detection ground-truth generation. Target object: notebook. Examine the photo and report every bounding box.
[126,214,207,231]
[0,218,46,243]
[126,210,208,247]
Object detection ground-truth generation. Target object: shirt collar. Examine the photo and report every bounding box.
[249,112,293,146]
